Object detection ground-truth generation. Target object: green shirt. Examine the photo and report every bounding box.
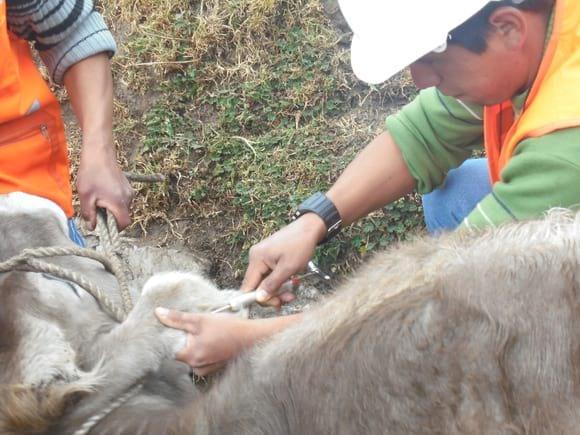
[386,88,580,229]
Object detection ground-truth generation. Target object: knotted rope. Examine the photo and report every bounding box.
[0,209,132,322]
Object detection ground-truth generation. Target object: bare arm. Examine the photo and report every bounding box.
[327,131,416,225]
[156,309,302,376]
[243,131,416,296]
[64,53,133,229]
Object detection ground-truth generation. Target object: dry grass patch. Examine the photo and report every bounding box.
[65,0,423,285]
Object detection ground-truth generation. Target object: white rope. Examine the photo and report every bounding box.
[0,208,153,432]
[0,210,133,322]
[94,210,134,314]
[73,383,144,435]
[0,247,126,322]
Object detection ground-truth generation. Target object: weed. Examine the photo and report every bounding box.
[87,0,422,286]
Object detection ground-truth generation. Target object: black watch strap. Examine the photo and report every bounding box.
[292,192,342,244]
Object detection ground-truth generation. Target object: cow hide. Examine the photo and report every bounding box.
[2,193,580,434]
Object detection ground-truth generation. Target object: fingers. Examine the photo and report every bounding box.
[96,198,132,230]
[175,335,196,364]
[113,180,135,230]
[79,193,98,230]
[241,255,271,292]
[243,253,301,309]
[259,265,296,296]
[254,286,296,309]
[255,294,282,310]
[243,219,318,300]
[279,292,296,303]
[164,314,249,375]
[243,247,297,294]
[76,157,134,230]
[94,176,134,230]
[111,206,132,230]
[78,188,134,230]
[174,339,224,373]
[155,307,200,334]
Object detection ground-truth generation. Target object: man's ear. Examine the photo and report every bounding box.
[488,7,527,50]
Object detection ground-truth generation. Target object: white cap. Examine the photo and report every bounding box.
[338,0,505,84]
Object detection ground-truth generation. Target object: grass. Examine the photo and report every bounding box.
[76,0,424,285]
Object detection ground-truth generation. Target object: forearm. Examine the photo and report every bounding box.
[63,53,114,151]
[327,131,416,226]
[63,52,133,229]
[243,132,415,292]
[251,314,302,343]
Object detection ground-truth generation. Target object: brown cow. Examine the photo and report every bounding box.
[2,193,580,434]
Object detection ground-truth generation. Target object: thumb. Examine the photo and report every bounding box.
[96,198,131,231]
[155,307,200,334]
[96,199,132,231]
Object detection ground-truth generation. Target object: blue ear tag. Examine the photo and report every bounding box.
[67,219,87,247]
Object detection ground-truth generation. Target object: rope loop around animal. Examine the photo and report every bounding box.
[0,209,133,323]
[95,209,133,313]
[1,186,163,433]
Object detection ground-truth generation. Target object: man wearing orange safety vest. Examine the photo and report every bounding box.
[155,0,580,375]
[1,0,133,244]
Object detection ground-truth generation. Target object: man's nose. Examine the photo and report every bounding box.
[409,62,441,89]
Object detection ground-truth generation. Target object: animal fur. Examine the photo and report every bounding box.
[97,210,580,435]
[2,193,580,434]
[0,193,243,435]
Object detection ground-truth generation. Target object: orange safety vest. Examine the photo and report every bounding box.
[0,0,73,216]
[483,0,580,184]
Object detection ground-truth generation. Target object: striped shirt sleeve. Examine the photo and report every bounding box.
[6,0,116,85]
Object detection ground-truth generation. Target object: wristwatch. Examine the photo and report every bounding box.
[292,192,342,244]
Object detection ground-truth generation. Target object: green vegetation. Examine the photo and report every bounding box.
[88,0,424,284]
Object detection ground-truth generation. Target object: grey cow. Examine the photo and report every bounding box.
[2,193,580,434]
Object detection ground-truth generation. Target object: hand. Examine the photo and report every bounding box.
[154,308,258,376]
[76,144,134,230]
[242,213,326,308]
[63,53,134,230]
